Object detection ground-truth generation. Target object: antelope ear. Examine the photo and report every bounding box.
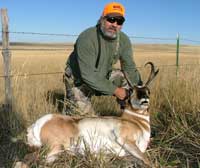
[147,87,150,95]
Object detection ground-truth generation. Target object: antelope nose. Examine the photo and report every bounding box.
[141,99,149,105]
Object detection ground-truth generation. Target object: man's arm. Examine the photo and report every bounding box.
[120,34,142,86]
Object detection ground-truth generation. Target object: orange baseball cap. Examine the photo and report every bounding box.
[102,2,125,18]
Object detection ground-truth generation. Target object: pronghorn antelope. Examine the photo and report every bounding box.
[24,62,159,166]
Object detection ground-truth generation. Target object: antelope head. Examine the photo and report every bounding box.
[124,62,159,110]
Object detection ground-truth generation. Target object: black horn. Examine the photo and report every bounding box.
[123,71,134,88]
[144,62,159,86]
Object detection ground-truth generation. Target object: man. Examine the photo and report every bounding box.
[64,2,142,114]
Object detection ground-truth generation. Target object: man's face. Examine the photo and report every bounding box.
[100,16,124,39]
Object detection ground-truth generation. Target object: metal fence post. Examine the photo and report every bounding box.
[1,8,12,113]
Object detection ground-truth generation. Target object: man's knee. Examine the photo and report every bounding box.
[109,69,128,88]
[71,87,94,114]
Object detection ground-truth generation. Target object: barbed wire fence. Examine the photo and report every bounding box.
[1,30,200,78]
[0,33,200,79]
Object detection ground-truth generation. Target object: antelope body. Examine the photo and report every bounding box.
[26,62,159,166]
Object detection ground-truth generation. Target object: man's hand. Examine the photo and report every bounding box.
[114,87,127,100]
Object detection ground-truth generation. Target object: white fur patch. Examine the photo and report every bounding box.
[137,131,150,152]
[27,114,53,147]
[76,118,127,156]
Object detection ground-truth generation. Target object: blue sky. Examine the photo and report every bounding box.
[1,0,200,44]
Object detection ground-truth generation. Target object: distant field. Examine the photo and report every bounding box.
[134,44,200,66]
[1,43,200,75]
[0,43,200,167]
[0,43,72,75]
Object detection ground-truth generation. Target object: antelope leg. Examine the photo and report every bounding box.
[112,130,150,166]
[123,140,150,166]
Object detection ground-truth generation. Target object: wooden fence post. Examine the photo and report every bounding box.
[1,8,12,112]
[176,33,180,76]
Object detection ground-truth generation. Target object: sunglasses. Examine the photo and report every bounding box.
[105,16,125,26]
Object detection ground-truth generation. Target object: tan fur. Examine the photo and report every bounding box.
[121,111,150,132]
[40,115,79,159]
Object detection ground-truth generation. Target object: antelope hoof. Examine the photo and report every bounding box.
[143,158,151,168]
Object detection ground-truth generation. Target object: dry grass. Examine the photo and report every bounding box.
[0,43,200,167]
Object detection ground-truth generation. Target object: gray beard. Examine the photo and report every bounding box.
[100,24,117,39]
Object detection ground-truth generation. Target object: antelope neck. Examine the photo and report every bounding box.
[123,109,149,122]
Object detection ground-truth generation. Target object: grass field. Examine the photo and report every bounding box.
[0,43,200,167]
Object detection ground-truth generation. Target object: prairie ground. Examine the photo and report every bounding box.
[0,43,200,167]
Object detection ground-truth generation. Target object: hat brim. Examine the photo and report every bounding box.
[105,13,125,19]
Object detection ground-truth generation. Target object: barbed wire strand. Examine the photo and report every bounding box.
[0,64,199,78]
[0,48,72,51]
[1,48,199,54]
[1,31,200,43]
[0,71,63,78]
[3,31,176,41]
[181,38,200,43]
[8,31,79,37]
[129,36,175,41]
